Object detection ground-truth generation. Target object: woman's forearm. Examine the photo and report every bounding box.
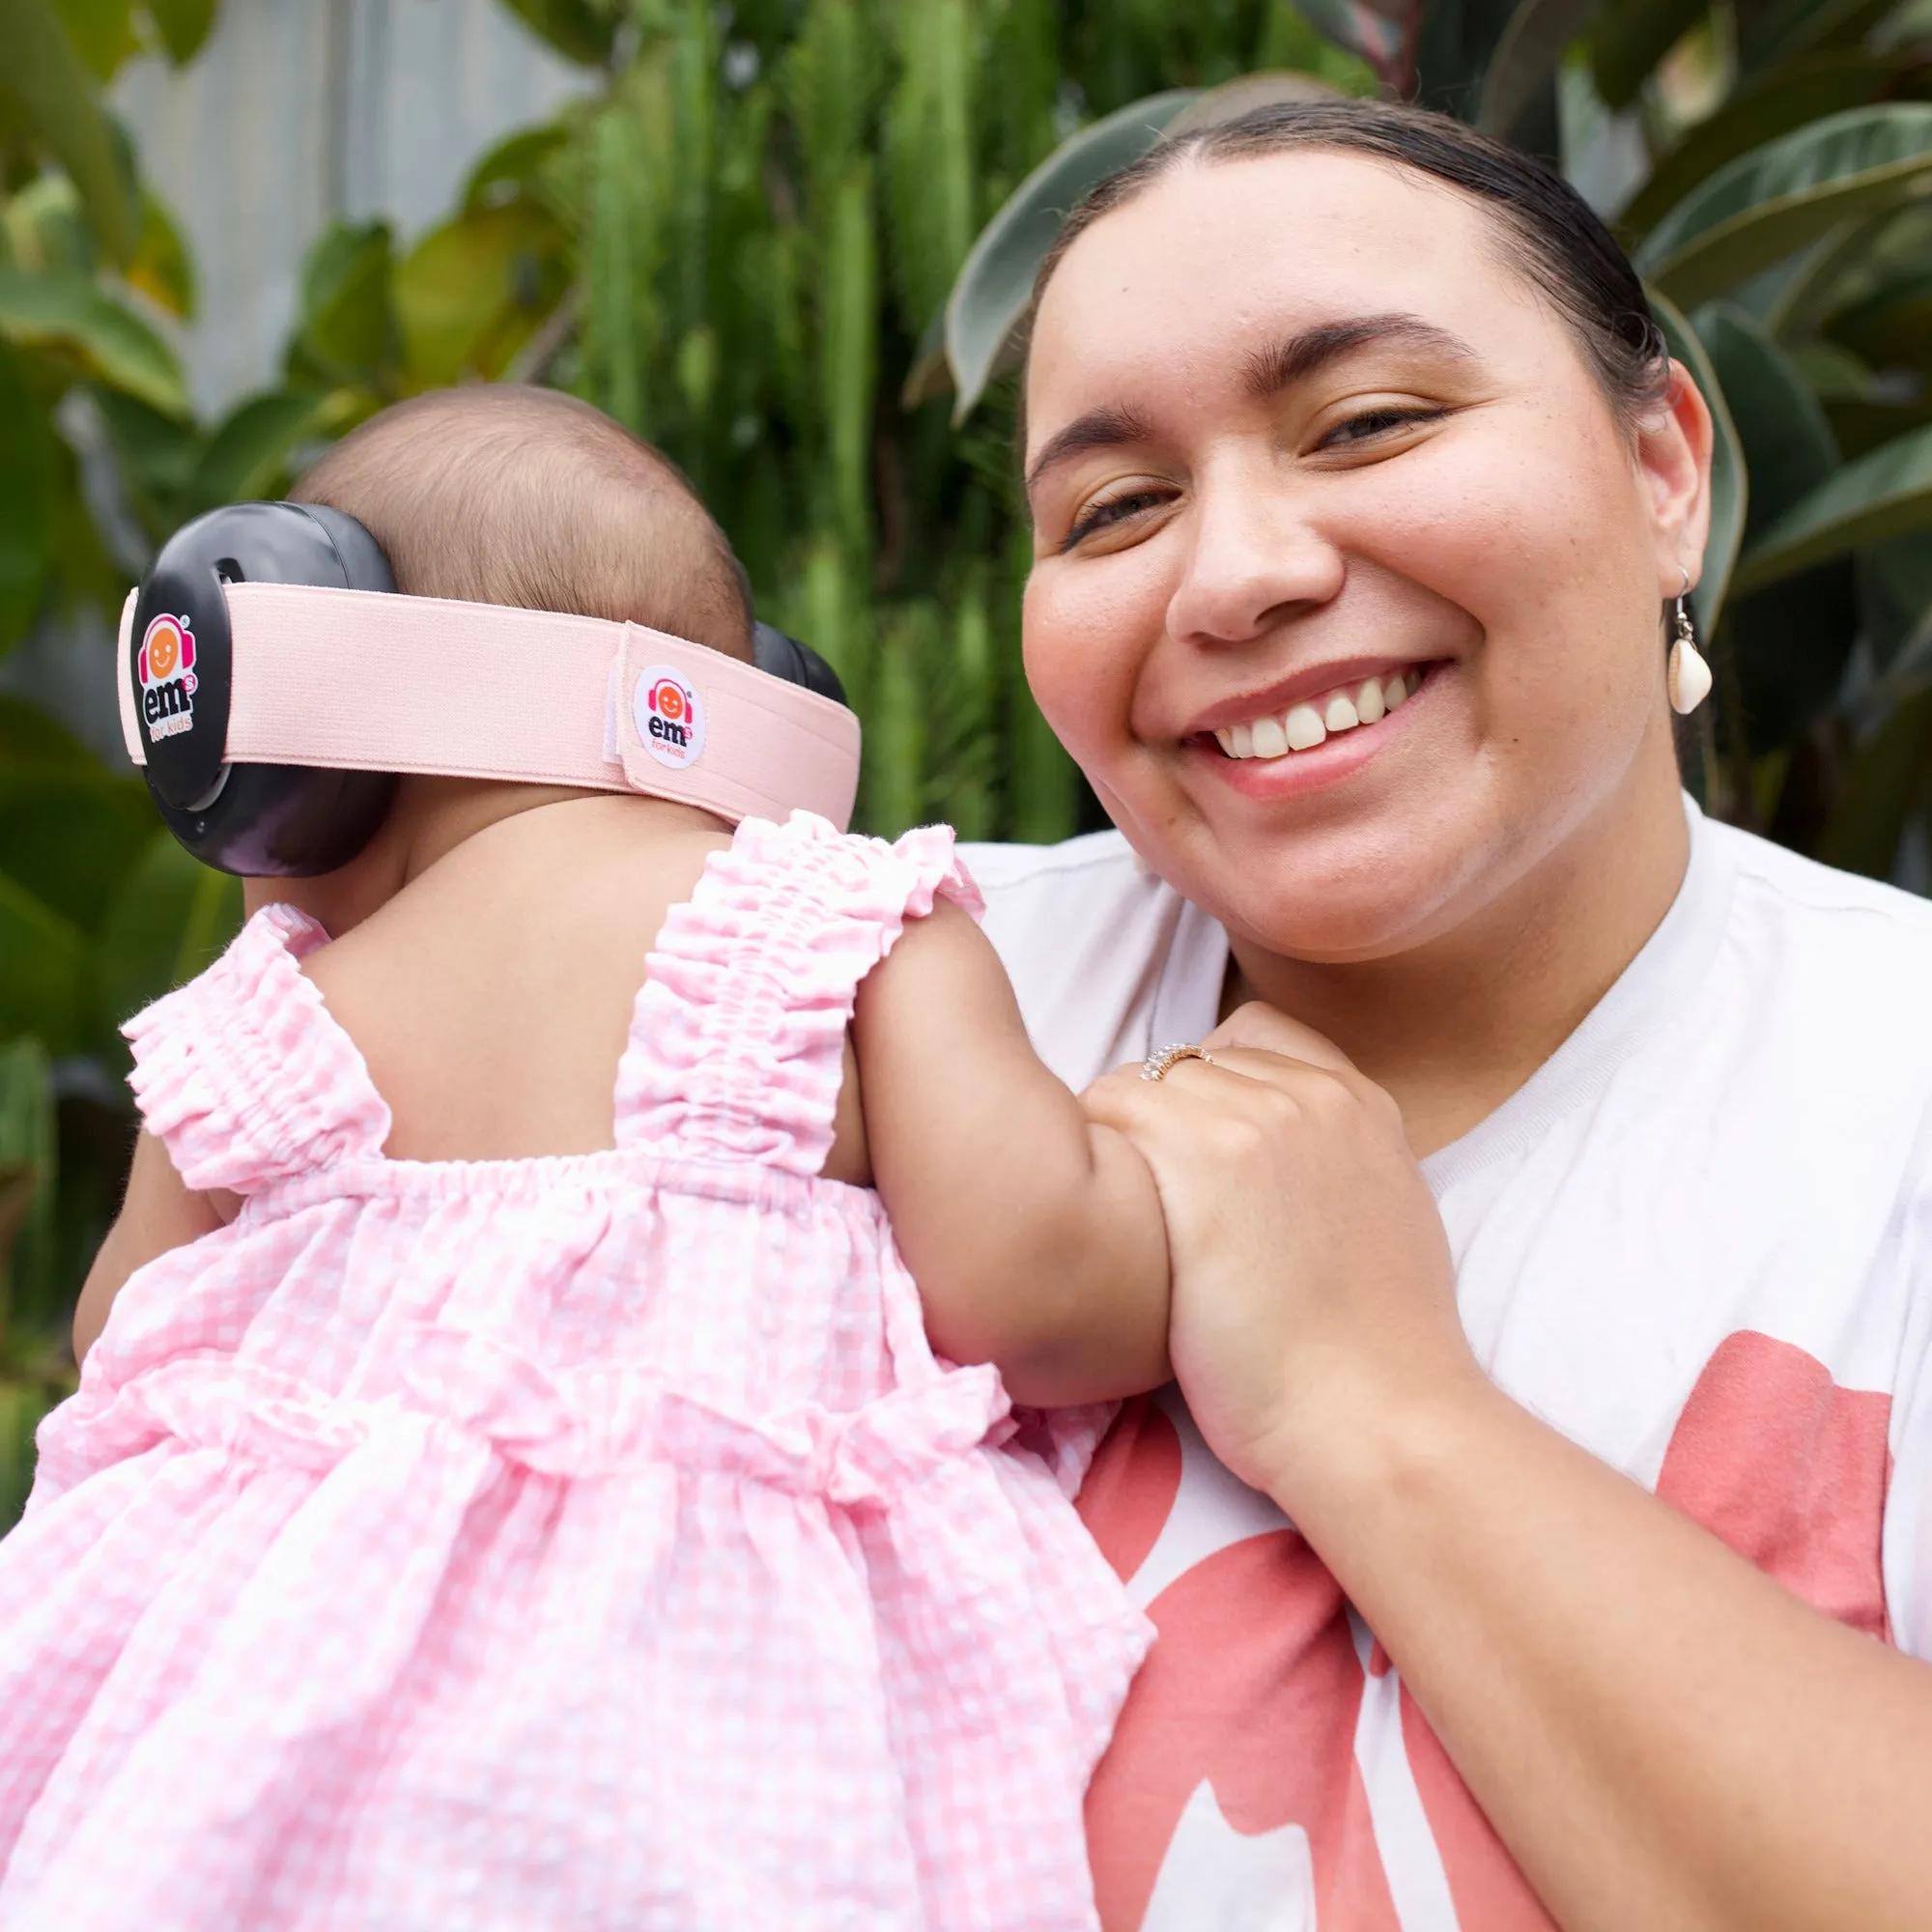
[1270,1374,1932,1932]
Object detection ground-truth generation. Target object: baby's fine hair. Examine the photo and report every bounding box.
[292,386,754,662]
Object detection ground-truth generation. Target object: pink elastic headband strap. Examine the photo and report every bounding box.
[118,582,861,832]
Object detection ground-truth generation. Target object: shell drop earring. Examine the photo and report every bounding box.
[1667,568,1713,717]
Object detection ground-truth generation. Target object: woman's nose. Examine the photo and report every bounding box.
[1164,462,1345,649]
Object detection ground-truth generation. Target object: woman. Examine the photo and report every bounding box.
[965,101,1932,1930]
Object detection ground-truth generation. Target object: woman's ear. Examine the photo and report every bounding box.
[1637,359,1715,594]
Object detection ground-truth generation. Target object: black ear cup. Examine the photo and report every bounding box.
[753,621,847,706]
[128,502,399,878]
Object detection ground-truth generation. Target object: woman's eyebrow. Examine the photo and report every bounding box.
[1024,405,1156,499]
[1244,312,1477,396]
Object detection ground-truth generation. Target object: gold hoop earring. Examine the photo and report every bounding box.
[1668,567,1713,716]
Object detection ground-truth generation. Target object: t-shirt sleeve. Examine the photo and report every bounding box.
[1880,1100,1932,1659]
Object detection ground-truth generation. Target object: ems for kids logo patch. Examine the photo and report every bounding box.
[138,613,199,741]
[635,666,705,770]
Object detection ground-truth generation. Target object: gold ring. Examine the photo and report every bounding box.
[1141,1042,1214,1082]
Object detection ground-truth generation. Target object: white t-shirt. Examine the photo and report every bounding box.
[963,803,1932,1932]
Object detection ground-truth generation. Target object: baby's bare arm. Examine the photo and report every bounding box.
[854,901,1171,1408]
[72,1132,229,1364]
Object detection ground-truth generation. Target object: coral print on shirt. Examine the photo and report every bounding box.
[1077,1340,1894,1932]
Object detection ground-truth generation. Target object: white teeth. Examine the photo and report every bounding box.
[1212,668,1422,758]
[1283,703,1326,751]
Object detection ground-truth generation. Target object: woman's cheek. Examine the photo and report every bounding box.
[1021,563,1151,766]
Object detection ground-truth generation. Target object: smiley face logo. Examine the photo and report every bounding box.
[140,613,194,685]
[634,666,705,771]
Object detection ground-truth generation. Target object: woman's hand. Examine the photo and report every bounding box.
[1084,1001,1481,1498]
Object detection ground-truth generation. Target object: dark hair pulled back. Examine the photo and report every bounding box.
[1029,99,1671,432]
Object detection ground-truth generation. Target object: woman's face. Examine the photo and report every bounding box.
[1021,150,1711,963]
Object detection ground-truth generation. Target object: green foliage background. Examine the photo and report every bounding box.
[4,0,1932,1527]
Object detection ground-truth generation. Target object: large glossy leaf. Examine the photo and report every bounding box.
[0,267,186,414]
[1733,420,1932,592]
[1589,0,1704,113]
[1694,302,1837,535]
[0,0,139,260]
[1618,54,1907,242]
[93,833,241,1045]
[1700,301,1857,751]
[1652,288,1747,631]
[496,0,617,67]
[0,340,55,653]
[1636,105,1932,311]
[1477,0,1599,141]
[462,124,571,216]
[937,90,1195,423]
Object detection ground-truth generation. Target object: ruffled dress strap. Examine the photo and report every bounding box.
[122,903,392,1194]
[615,810,982,1174]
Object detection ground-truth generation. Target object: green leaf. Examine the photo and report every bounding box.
[940,89,1195,423]
[1733,420,1932,592]
[393,201,570,389]
[0,1376,61,1537]
[1617,54,1907,243]
[0,0,140,260]
[1861,530,1932,678]
[1816,684,1932,878]
[1739,0,1901,75]
[287,220,397,393]
[1477,0,1601,142]
[0,750,154,936]
[0,266,187,414]
[461,123,570,215]
[1826,270,1932,377]
[185,387,347,509]
[1291,0,1420,91]
[0,871,89,1054]
[94,833,241,1042]
[1636,105,1932,311]
[124,186,195,320]
[0,1036,56,1333]
[0,339,55,652]
[50,0,136,82]
[1692,301,1837,537]
[1589,0,1704,113]
[1651,287,1747,631]
[496,0,617,67]
[145,0,217,63]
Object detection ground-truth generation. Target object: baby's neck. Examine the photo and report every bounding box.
[242,781,727,937]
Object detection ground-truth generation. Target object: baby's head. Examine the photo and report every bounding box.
[291,385,753,660]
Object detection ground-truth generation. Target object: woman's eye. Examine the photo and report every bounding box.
[1318,405,1445,450]
[1062,489,1170,551]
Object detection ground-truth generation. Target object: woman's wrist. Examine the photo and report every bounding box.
[1245,1344,1509,1543]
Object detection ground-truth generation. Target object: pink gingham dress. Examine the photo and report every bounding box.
[0,810,1152,1932]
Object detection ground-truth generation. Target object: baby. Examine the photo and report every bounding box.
[0,386,1170,1931]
